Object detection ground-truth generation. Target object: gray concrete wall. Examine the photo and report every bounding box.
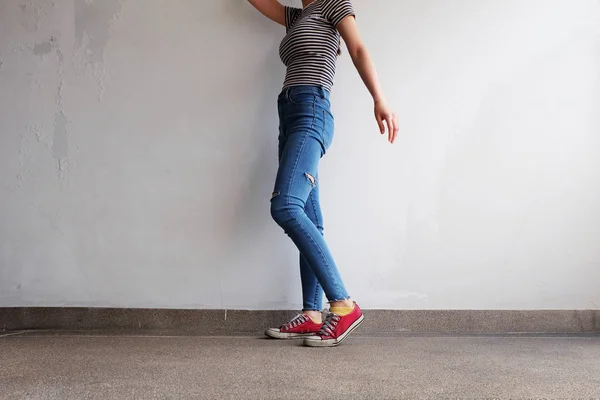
[1,0,600,310]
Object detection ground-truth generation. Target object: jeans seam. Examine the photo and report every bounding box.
[313,283,321,311]
[310,192,321,230]
[288,211,343,301]
[283,133,310,214]
[322,109,328,156]
[306,191,322,311]
[283,95,317,209]
[286,172,345,299]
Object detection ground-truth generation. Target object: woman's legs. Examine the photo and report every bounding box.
[278,109,324,318]
[267,86,362,345]
[270,113,350,305]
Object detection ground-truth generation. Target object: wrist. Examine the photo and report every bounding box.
[373,96,386,105]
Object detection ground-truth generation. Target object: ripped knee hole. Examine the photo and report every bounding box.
[305,173,316,187]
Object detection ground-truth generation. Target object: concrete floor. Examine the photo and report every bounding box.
[1,332,599,399]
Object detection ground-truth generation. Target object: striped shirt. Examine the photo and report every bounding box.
[279,0,355,91]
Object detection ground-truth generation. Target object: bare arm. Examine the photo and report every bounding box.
[337,16,398,143]
[247,0,285,27]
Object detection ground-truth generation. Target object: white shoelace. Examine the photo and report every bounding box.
[318,313,341,336]
[282,314,309,331]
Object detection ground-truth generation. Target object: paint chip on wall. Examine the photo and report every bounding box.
[75,0,123,62]
[33,41,53,56]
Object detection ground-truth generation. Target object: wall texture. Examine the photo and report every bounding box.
[1,0,599,310]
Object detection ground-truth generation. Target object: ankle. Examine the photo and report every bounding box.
[303,310,322,324]
[330,299,353,309]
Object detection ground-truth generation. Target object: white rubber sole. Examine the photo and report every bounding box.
[303,314,365,347]
[264,328,316,340]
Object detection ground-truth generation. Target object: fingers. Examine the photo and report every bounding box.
[385,113,399,144]
[376,114,385,135]
[392,112,399,143]
[376,108,399,144]
[384,117,393,143]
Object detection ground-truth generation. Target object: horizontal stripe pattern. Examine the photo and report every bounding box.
[280,0,355,92]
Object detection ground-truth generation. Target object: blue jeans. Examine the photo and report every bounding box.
[271,85,350,311]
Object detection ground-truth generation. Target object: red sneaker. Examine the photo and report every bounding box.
[264,314,322,340]
[303,303,364,347]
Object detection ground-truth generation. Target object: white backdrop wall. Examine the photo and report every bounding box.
[1,0,599,309]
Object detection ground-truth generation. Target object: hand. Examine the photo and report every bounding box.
[374,100,398,144]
